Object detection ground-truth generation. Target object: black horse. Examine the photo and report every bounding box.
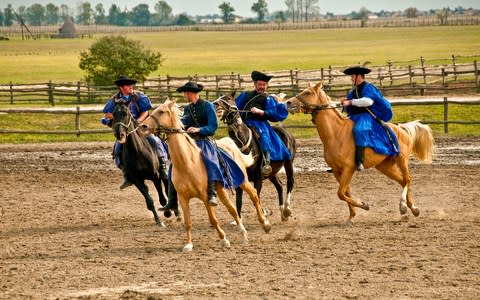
[213,93,296,221]
[112,101,168,226]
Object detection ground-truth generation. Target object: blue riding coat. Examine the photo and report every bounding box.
[102,91,168,167]
[346,82,399,156]
[235,91,292,161]
[181,99,244,189]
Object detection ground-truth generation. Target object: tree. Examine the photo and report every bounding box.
[437,8,449,25]
[174,13,195,25]
[251,0,268,23]
[303,0,319,22]
[26,3,45,26]
[108,4,126,26]
[79,35,163,86]
[405,7,418,18]
[3,4,14,26]
[154,1,172,24]
[45,3,59,25]
[130,4,151,26]
[59,4,70,20]
[94,4,107,25]
[0,11,3,26]
[219,2,235,23]
[77,1,93,25]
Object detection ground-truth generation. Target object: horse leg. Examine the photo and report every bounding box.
[376,157,419,217]
[217,187,248,244]
[133,181,165,227]
[269,174,289,221]
[240,182,272,233]
[204,191,230,249]
[284,159,295,220]
[178,195,193,252]
[253,177,271,217]
[235,187,243,219]
[153,176,167,207]
[332,169,369,224]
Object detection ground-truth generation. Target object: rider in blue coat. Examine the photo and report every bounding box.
[161,81,245,212]
[235,70,292,177]
[340,66,399,171]
[101,75,168,189]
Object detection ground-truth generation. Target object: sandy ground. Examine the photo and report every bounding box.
[0,136,479,299]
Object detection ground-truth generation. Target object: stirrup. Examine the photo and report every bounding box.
[262,165,272,177]
[356,163,364,172]
[208,195,219,207]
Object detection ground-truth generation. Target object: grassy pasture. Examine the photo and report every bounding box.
[0,25,479,143]
[0,25,479,83]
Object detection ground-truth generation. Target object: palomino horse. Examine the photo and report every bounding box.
[111,101,168,226]
[285,81,435,223]
[213,93,296,221]
[140,100,271,252]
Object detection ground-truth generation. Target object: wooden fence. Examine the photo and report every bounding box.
[1,56,479,106]
[1,97,479,136]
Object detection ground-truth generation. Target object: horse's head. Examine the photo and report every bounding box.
[141,99,182,136]
[285,80,331,114]
[112,100,132,144]
[212,92,242,126]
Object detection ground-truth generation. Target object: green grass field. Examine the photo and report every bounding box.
[1,26,479,83]
[0,25,479,143]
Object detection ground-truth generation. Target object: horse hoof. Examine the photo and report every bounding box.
[262,220,272,233]
[412,207,420,217]
[182,243,193,252]
[361,202,370,211]
[346,219,354,226]
[241,232,249,244]
[282,208,292,221]
[157,221,166,228]
[399,203,408,215]
[163,210,172,218]
[221,238,231,248]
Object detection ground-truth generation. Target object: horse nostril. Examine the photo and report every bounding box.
[141,124,148,129]
[286,100,291,106]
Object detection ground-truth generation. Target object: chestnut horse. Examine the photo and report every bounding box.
[285,81,435,223]
[141,100,271,252]
[213,93,296,221]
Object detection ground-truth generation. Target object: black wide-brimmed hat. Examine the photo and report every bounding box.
[343,66,371,75]
[251,70,273,82]
[176,81,204,93]
[114,75,137,86]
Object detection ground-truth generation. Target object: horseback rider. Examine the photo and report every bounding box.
[161,81,245,211]
[340,66,399,171]
[235,70,292,177]
[101,75,168,189]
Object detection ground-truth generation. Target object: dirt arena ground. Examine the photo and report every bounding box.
[1,136,479,299]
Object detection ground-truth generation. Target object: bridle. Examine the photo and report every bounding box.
[113,103,140,136]
[147,113,186,135]
[293,92,340,114]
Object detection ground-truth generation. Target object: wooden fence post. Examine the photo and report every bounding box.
[237,73,242,90]
[452,54,457,81]
[387,60,393,86]
[474,60,479,92]
[320,67,324,80]
[328,65,332,84]
[166,75,171,98]
[48,80,54,106]
[443,96,449,134]
[442,68,446,88]
[9,81,13,104]
[76,81,81,103]
[75,106,81,137]
[420,56,427,85]
[215,75,219,98]
[408,65,413,86]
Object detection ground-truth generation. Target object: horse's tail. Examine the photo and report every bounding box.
[399,120,435,163]
[217,137,255,167]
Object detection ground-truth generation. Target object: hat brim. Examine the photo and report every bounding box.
[115,79,137,86]
[176,86,203,93]
[343,66,371,75]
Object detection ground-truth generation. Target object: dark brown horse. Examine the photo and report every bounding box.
[213,93,296,221]
[111,101,168,226]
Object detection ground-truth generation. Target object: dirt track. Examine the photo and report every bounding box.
[1,136,479,299]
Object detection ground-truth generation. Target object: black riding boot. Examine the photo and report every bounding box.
[207,181,218,206]
[262,151,272,177]
[159,159,168,180]
[160,180,178,211]
[355,146,365,171]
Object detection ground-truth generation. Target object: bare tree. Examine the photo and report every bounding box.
[405,7,418,18]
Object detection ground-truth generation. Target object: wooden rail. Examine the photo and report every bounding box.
[1,98,479,136]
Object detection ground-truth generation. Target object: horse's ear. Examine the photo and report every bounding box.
[307,81,312,88]
[314,80,324,91]
[230,90,236,99]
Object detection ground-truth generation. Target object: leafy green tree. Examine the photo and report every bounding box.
[154,1,172,24]
[45,3,59,25]
[108,4,126,26]
[219,2,235,23]
[79,35,163,86]
[77,1,93,25]
[130,4,151,26]
[174,13,195,25]
[3,4,14,26]
[251,0,268,23]
[94,3,107,25]
[26,3,45,25]
[0,11,3,26]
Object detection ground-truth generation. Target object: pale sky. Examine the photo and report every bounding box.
[2,0,479,16]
